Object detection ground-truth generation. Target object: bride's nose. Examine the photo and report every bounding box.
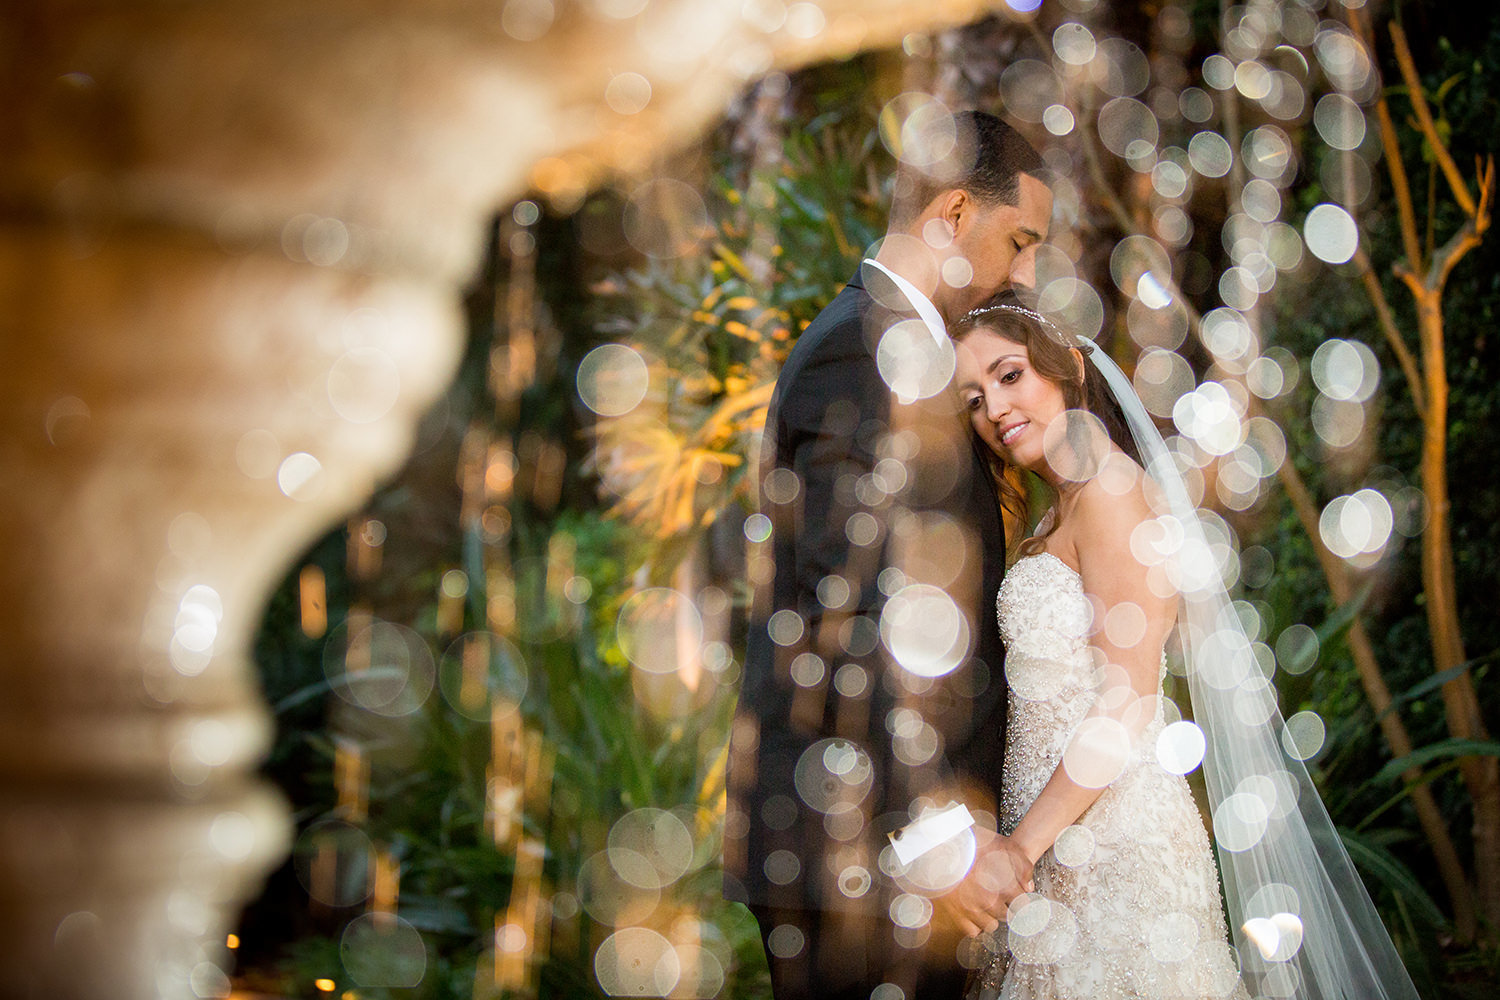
[986,390,1009,423]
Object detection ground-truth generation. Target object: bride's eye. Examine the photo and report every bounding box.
[963,393,983,411]
[999,367,1023,384]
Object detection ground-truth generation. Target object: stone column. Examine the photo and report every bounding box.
[0,2,1009,995]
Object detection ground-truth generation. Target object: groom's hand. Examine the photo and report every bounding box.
[931,833,1034,937]
[992,836,1035,905]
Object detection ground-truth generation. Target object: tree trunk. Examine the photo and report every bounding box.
[1414,289,1500,930]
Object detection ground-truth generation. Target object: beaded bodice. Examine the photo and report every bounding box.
[975,551,1248,1000]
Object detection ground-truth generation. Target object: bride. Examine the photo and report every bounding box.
[948,300,1420,1000]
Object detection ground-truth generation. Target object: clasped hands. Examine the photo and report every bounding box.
[932,830,1034,938]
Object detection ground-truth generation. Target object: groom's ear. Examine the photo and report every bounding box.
[936,189,969,232]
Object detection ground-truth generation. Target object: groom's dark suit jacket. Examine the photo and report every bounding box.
[724,264,1009,916]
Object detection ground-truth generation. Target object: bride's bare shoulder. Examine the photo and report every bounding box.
[1068,455,1160,560]
[1076,453,1155,523]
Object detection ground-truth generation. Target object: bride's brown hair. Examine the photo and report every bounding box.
[949,298,1141,555]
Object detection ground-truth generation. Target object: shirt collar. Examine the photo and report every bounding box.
[862,258,947,346]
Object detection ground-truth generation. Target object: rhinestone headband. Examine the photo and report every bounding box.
[958,301,1087,349]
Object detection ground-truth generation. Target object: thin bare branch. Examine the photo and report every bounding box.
[1431,221,1484,292]
[1415,161,1493,292]
[1378,92,1426,271]
[1391,22,1477,217]
[1353,248,1427,416]
[1350,6,1424,270]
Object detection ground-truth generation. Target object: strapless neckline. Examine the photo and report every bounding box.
[1011,549,1080,581]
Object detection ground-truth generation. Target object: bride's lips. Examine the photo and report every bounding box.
[999,420,1028,447]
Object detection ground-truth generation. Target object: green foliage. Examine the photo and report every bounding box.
[587,97,888,569]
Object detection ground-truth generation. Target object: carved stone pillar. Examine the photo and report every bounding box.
[0,2,1007,996]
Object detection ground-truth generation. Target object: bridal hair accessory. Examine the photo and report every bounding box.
[1081,344,1420,1000]
[962,301,1062,335]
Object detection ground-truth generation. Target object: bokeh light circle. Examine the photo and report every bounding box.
[617,588,703,675]
[999,61,1064,125]
[594,927,681,997]
[1042,408,1112,483]
[1244,126,1295,185]
[1043,104,1075,136]
[1098,98,1159,160]
[1282,710,1327,762]
[1032,243,1078,291]
[323,618,435,717]
[1173,380,1243,457]
[1053,824,1095,867]
[1097,37,1150,97]
[277,452,323,501]
[578,850,660,926]
[1275,623,1319,676]
[1007,894,1080,964]
[879,93,956,168]
[897,826,976,895]
[1157,720,1207,775]
[1304,204,1358,264]
[1148,911,1200,963]
[293,820,373,907]
[1202,54,1235,91]
[1180,87,1214,123]
[608,808,695,889]
[578,344,650,417]
[1152,159,1189,200]
[880,583,969,678]
[1320,489,1394,560]
[1053,23,1097,66]
[605,71,652,116]
[1235,60,1272,101]
[1062,717,1130,788]
[794,738,874,815]
[438,631,528,721]
[1315,25,1377,101]
[1188,131,1233,178]
[877,319,956,404]
[1037,278,1103,341]
[1311,339,1379,402]
[623,179,711,259]
[1214,788,1270,853]
[340,914,427,988]
[1134,348,1195,418]
[1314,93,1367,151]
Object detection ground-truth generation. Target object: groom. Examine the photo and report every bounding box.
[724,110,1052,1000]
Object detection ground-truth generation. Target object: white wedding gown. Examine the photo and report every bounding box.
[969,551,1251,999]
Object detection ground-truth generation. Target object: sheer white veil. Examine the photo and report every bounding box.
[989,303,1421,999]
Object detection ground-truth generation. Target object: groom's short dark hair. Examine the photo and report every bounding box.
[888,110,1047,228]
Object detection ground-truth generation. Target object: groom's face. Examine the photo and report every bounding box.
[945,172,1053,319]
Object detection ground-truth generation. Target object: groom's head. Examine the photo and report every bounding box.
[887,110,1052,321]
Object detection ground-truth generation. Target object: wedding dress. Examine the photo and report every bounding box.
[969,550,1250,1000]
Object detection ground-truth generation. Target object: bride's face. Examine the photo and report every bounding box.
[954,327,1069,476]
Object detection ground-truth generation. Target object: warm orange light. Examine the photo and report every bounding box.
[298,565,327,638]
[226,933,240,949]
[315,979,336,992]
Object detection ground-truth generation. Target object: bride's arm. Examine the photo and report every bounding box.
[1008,474,1179,867]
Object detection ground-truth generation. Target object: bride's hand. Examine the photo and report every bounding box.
[931,834,1034,937]
[991,835,1035,904]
